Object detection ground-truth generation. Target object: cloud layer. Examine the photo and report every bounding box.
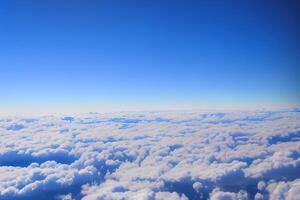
[0,109,300,199]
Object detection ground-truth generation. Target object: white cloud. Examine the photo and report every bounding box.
[0,109,299,199]
[266,179,300,200]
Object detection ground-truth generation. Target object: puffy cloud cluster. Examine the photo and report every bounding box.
[0,109,299,199]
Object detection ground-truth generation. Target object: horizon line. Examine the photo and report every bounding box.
[1,102,299,117]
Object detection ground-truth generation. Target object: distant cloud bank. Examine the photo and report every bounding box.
[0,109,300,199]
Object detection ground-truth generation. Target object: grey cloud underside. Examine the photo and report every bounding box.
[0,110,300,200]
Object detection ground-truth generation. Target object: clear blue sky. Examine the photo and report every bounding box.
[0,0,299,114]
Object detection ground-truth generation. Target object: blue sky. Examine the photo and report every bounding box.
[0,0,299,114]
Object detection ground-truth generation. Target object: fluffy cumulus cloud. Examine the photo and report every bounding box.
[0,109,300,200]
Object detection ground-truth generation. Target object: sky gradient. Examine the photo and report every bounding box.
[0,0,299,114]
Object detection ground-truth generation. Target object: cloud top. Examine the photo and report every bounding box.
[0,109,300,199]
